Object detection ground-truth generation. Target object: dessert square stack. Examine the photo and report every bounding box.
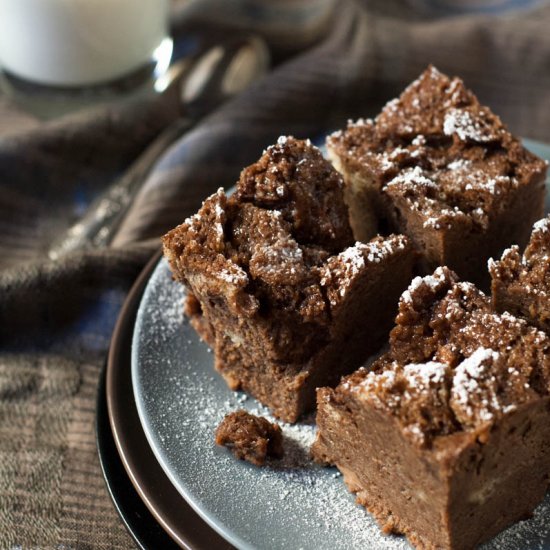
[327,66,547,286]
[313,267,550,549]
[163,137,415,422]
[163,66,550,548]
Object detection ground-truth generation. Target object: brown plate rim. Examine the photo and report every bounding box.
[105,248,232,550]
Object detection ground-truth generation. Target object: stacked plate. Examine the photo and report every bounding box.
[97,139,550,550]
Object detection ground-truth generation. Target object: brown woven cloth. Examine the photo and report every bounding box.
[2,0,550,547]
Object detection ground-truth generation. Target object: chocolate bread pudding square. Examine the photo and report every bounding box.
[327,66,547,287]
[313,266,550,550]
[163,137,415,422]
[490,215,550,333]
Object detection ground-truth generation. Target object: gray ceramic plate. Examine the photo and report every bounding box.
[132,139,550,550]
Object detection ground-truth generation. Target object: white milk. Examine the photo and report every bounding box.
[0,0,169,86]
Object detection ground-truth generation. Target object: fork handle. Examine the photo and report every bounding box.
[49,116,193,259]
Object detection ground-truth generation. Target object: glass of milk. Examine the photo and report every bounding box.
[0,0,171,87]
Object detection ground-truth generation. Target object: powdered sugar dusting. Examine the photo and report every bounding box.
[451,348,501,423]
[138,263,186,345]
[411,134,426,146]
[320,237,407,303]
[340,244,366,271]
[360,236,407,264]
[533,217,550,235]
[218,265,248,285]
[385,166,437,190]
[383,164,497,230]
[360,365,397,394]
[346,117,374,129]
[446,159,511,196]
[358,359,449,409]
[403,361,447,387]
[277,135,288,146]
[447,159,472,171]
[182,188,228,249]
[213,197,225,237]
[319,244,367,302]
[401,267,448,304]
[443,108,495,142]
[251,235,304,279]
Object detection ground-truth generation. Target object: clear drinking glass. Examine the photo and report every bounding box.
[0,0,173,117]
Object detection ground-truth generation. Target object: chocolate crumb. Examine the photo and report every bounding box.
[215,410,284,466]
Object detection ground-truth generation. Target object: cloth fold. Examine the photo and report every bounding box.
[2,0,550,546]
